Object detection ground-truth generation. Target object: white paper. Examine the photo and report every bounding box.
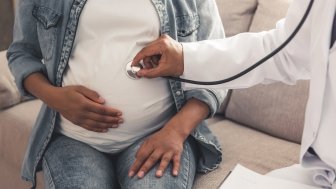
[219,164,321,189]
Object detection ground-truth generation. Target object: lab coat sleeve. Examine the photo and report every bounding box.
[182,0,312,90]
[181,0,228,118]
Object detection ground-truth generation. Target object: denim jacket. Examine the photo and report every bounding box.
[7,0,226,188]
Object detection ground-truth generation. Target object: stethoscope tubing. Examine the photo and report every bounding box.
[164,0,315,85]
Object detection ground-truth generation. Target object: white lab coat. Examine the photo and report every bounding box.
[182,0,336,187]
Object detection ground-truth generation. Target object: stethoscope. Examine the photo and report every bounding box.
[126,0,314,85]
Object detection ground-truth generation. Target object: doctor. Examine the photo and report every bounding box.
[132,0,336,188]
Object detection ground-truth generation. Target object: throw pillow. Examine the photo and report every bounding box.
[215,0,258,37]
[249,0,293,32]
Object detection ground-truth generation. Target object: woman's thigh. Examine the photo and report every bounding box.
[116,136,198,189]
[42,134,118,189]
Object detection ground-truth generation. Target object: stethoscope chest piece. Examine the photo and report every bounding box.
[125,61,143,80]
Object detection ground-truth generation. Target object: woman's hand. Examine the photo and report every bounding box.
[128,98,210,178]
[128,120,185,178]
[50,85,123,132]
[23,73,123,132]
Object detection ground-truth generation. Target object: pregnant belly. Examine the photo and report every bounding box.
[58,98,175,153]
[58,77,176,153]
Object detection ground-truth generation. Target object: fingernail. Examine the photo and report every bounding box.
[128,171,134,177]
[118,119,124,124]
[103,129,108,133]
[137,71,143,77]
[156,170,163,177]
[138,171,145,178]
[117,112,122,116]
[111,124,118,128]
[173,170,178,176]
[98,96,105,103]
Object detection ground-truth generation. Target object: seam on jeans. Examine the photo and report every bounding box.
[182,142,191,189]
[42,158,55,189]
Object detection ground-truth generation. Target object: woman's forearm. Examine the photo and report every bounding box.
[23,72,59,107]
[163,97,210,140]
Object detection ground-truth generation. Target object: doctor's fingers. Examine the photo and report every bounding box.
[143,56,154,69]
[132,35,166,66]
[136,51,183,78]
[136,66,166,78]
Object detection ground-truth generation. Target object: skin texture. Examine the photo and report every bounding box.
[24,71,210,178]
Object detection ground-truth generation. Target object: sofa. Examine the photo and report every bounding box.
[0,0,309,188]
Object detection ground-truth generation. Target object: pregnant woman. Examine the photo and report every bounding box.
[7,0,226,188]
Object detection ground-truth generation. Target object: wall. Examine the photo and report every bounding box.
[0,0,14,51]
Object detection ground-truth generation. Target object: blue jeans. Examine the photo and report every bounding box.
[42,133,198,189]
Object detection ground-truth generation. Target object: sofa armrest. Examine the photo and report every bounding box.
[0,50,25,110]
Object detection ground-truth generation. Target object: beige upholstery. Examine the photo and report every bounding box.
[249,0,293,32]
[0,0,306,188]
[194,120,300,188]
[225,81,309,144]
[216,0,257,37]
[0,51,23,110]
[0,100,44,188]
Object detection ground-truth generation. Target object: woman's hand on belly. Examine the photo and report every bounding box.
[23,73,123,133]
[51,85,124,132]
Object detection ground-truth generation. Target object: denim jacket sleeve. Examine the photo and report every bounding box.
[196,0,225,40]
[6,0,46,98]
[184,89,227,118]
[184,0,227,118]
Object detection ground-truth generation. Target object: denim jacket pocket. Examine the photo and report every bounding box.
[32,5,62,60]
[176,14,200,42]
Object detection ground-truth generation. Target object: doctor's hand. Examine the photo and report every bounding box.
[132,34,184,78]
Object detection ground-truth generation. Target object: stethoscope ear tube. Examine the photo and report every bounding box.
[165,0,315,85]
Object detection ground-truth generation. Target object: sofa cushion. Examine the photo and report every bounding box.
[0,51,24,110]
[225,81,309,144]
[249,0,293,32]
[0,100,42,170]
[215,0,257,37]
[193,120,300,189]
